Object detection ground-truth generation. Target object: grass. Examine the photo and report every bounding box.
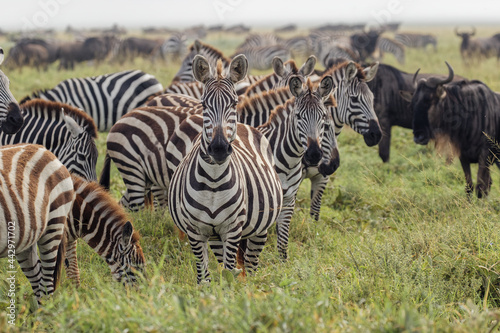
[2,25,500,332]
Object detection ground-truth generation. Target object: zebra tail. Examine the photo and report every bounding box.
[236,240,246,270]
[99,153,111,190]
[53,231,67,291]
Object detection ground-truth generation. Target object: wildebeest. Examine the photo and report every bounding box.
[4,38,59,71]
[114,37,163,64]
[368,63,464,162]
[404,62,500,198]
[58,35,118,70]
[455,27,500,65]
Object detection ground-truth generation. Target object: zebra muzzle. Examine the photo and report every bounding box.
[207,130,233,164]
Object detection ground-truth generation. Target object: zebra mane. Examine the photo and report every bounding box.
[262,97,296,127]
[283,59,299,72]
[71,174,141,245]
[190,40,231,64]
[216,59,224,79]
[21,99,98,138]
[238,86,290,113]
[322,61,366,81]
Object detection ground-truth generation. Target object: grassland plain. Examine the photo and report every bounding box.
[1,25,500,332]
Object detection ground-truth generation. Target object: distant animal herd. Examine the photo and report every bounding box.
[1,22,500,300]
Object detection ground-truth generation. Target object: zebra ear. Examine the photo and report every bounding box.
[299,55,316,76]
[194,40,202,53]
[192,55,211,84]
[63,111,84,138]
[362,62,379,82]
[345,62,358,82]
[289,76,304,97]
[0,48,4,66]
[229,54,248,83]
[272,57,285,78]
[121,221,134,248]
[319,76,334,99]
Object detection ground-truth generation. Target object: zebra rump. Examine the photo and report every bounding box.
[20,70,164,131]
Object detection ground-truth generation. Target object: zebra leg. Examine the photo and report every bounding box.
[309,173,330,221]
[187,235,210,284]
[65,240,81,287]
[37,221,66,297]
[209,236,224,265]
[16,245,42,298]
[151,185,169,209]
[222,228,242,277]
[243,232,268,274]
[276,196,296,261]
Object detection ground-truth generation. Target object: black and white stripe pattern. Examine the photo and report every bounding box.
[169,55,283,283]
[376,37,406,64]
[0,47,24,134]
[20,70,163,131]
[66,174,145,287]
[233,45,291,71]
[1,99,99,181]
[394,33,437,51]
[0,144,75,300]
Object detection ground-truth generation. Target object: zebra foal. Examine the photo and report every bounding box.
[168,55,283,283]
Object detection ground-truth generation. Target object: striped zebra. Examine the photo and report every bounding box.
[0,144,75,300]
[236,33,284,50]
[0,99,98,181]
[243,55,316,97]
[20,70,164,131]
[160,80,250,101]
[167,75,336,261]
[158,32,187,61]
[232,45,291,71]
[376,37,406,64]
[66,174,145,287]
[394,33,437,51]
[168,55,283,283]
[0,47,24,134]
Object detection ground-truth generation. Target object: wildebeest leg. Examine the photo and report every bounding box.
[476,152,493,198]
[378,118,392,162]
[459,156,473,197]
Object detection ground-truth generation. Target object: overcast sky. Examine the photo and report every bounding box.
[1,0,499,31]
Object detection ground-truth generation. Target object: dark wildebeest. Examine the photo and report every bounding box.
[114,37,163,64]
[367,63,464,162]
[57,35,117,70]
[4,38,58,71]
[455,27,500,65]
[394,33,437,51]
[404,62,500,198]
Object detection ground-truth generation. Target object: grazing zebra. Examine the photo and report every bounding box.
[394,32,437,51]
[168,54,283,283]
[236,33,284,50]
[147,92,203,108]
[167,74,335,261]
[243,55,316,97]
[20,70,164,131]
[66,174,145,287]
[0,99,98,181]
[0,47,24,134]
[158,32,187,61]
[376,37,406,64]
[233,45,291,71]
[0,144,75,299]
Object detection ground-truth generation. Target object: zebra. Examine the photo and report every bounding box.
[376,37,406,64]
[394,32,437,51]
[167,75,336,261]
[160,80,251,101]
[168,54,283,283]
[0,144,75,300]
[236,33,284,50]
[0,99,98,181]
[243,55,316,97]
[232,45,291,71]
[158,32,187,62]
[0,47,24,134]
[66,174,145,287]
[20,70,164,131]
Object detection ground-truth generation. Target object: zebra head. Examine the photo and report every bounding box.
[107,221,145,285]
[272,55,316,89]
[329,61,382,146]
[61,111,99,181]
[0,48,24,134]
[290,76,335,167]
[194,54,248,164]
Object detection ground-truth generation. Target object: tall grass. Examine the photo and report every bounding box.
[2,26,500,332]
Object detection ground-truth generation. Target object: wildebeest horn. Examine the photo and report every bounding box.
[425,61,454,88]
[412,68,421,87]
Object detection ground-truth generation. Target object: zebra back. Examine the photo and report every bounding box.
[21,70,164,131]
[67,174,145,286]
[0,47,24,134]
[0,144,74,298]
[1,99,99,181]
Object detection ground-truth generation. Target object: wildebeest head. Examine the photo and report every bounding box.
[0,48,24,134]
[406,62,454,145]
[455,27,476,47]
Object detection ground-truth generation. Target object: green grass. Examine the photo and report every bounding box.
[2,26,500,332]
